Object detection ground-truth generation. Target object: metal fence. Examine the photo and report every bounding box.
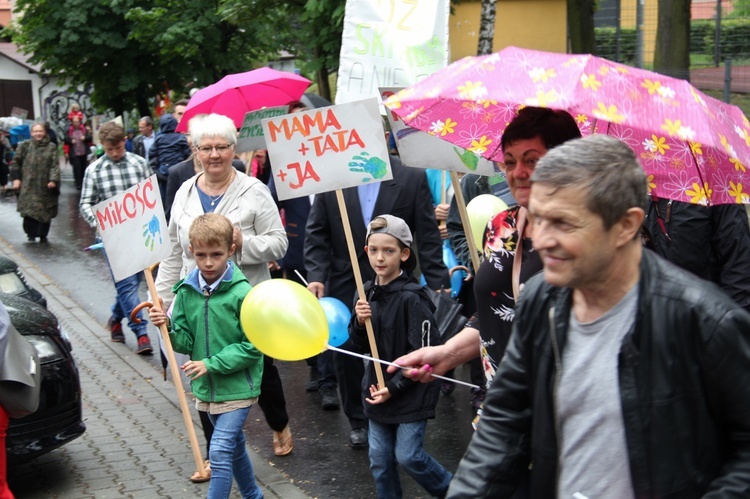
[593,0,749,110]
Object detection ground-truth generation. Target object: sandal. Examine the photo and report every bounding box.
[273,425,293,456]
[190,460,211,483]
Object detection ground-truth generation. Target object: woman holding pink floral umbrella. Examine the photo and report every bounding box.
[390,107,581,391]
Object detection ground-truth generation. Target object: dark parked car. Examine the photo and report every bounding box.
[2,292,85,464]
[0,256,46,307]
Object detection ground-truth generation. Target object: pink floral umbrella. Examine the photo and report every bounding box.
[176,67,311,133]
[385,46,750,205]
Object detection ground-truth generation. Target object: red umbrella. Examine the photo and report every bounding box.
[176,67,312,132]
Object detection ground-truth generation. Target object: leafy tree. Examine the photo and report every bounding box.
[4,0,162,116]
[299,0,346,101]
[653,0,690,80]
[3,0,291,116]
[730,0,750,18]
[127,0,289,95]
[219,0,345,103]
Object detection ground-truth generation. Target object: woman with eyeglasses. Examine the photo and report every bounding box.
[155,114,291,489]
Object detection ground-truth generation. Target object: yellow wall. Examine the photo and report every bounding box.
[620,0,659,65]
[449,0,567,61]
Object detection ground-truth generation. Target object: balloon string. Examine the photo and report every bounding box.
[326,345,480,390]
[294,269,309,287]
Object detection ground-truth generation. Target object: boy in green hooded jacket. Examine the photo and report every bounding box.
[150,213,263,498]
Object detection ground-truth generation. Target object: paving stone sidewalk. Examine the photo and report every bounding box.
[2,240,309,499]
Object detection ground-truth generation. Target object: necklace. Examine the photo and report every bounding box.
[202,170,234,206]
[209,193,224,207]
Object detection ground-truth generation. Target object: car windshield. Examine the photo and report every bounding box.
[0,272,27,295]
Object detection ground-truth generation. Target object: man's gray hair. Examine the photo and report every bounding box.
[189,114,238,148]
[532,135,648,229]
[139,116,153,127]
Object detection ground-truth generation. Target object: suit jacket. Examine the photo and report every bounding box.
[304,155,450,305]
[268,175,310,271]
[132,134,146,158]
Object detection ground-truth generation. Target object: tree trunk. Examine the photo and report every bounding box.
[653,0,691,81]
[477,0,496,55]
[568,0,597,54]
[317,66,332,103]
[315,45,332,103]
[136,94,151,120]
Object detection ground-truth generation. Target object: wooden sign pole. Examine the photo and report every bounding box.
[143,268,207,480]
[335,189,385,388]
[449,171,481,274]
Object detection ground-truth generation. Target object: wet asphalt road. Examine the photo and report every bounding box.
[1,163,477,498]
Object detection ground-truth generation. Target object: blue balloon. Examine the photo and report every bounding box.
[319,297,351,347]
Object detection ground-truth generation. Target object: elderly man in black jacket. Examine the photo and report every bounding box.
[304,155,450,449]
[443,135,750,498]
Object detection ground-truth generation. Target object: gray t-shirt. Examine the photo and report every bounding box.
[556,285,638,499]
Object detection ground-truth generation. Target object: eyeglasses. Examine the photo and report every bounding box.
[196,144,233,154]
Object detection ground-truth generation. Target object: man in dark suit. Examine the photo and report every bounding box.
[132,116,155,160]
[304,155,450,448]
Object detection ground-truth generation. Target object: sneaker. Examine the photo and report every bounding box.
[320,386,340,410]
[108,316,125,343]
[136,335,153,355]
[304,367,319,392]
[349,428,368,449]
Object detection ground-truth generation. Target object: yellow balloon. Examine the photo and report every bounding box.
[466,194,509,250]
[240,279,328,361]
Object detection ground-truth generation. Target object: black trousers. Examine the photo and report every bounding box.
[23,217,51,239]
[333,339,368,430]
[69,154,88,189]
[258,355,289,432]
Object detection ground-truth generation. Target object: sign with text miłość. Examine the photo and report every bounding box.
[92,175,170,281]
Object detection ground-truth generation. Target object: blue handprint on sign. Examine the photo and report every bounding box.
[142,215,163,251]
[348,151,388,182]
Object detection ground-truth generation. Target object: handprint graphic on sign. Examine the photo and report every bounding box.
[143,215,163,251]
[348,152,388,182]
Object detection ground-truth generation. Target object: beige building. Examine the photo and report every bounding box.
[449,0,567,60]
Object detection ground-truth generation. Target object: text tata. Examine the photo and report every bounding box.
[267,110,364,156]
[96,178,158,230]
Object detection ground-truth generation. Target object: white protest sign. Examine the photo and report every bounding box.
[263,98,392,201]
[335,0,450,104]
[381,88,495,176]
[236,105,289,153]
[93,175,171,281]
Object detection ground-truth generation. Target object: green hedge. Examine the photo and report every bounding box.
[691,20,714,53]
[703,19,750,60]
[594,27,637,65]
[596,19,750,64]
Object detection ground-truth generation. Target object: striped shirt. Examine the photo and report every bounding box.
[79,152,151,227]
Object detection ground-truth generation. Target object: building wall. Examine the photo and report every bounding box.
[0,55,98,139]
[0,0,11,28]
[620,0,659,64]
[0,55,42,119]
[449,0,567,61]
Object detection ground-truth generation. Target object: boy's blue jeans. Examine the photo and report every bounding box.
[103,247,147,337]
[207,406,263,499]
[368,419,452,498]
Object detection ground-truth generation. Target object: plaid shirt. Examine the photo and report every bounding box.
[79,152,151,227]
